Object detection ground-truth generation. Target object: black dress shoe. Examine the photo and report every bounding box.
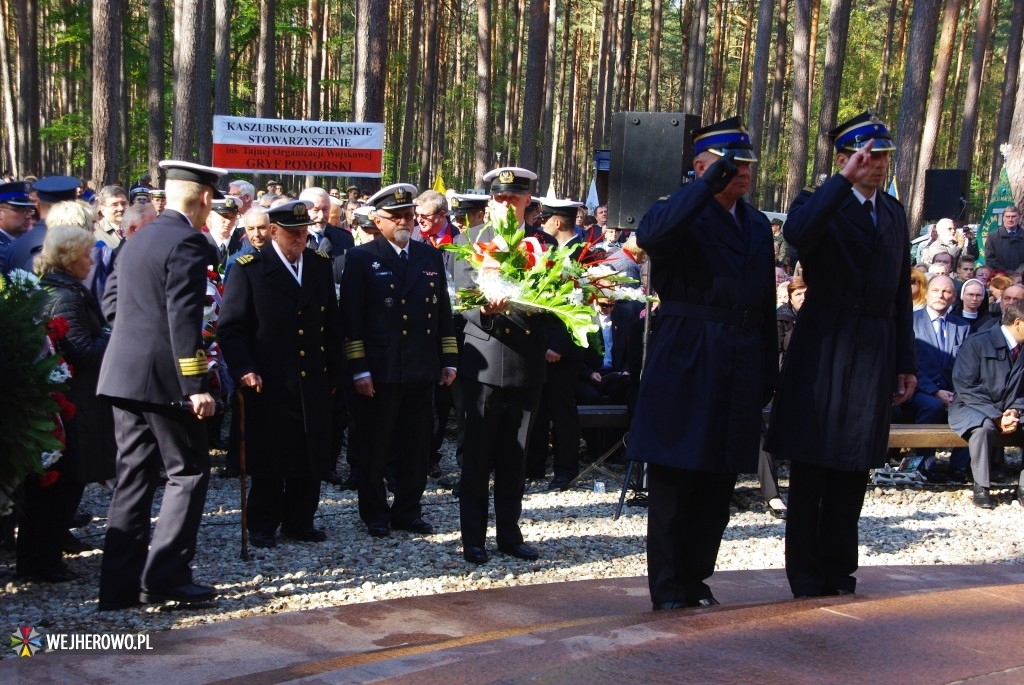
[393,517,433,535]
[140,583,216,605]
[463,546,489,564]
[70,512,93,529]
[17,563,78,583]
[690,595,720,607]
[62,531,97,554]
[281,527,327,542]
[768,504,788,520]
[547,475,572,491]
[973,484,996,509]
[498,541,539,561]
[97,596,142,611]
[367,523,390,538]
[249,531,277,548]
[652,601,688,611]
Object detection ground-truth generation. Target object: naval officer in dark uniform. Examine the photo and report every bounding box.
[456,196,549,564]
[339,183,459,538]
[626,118,778,609]
[96,160,224,610]
[218,200,341,548]
[768,112,917,598]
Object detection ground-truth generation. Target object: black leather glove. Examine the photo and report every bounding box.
[702,151,739,195]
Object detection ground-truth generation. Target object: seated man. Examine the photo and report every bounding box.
[949,299,1024,509]
[897,275,970,480]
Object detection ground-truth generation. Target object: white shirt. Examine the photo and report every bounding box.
[271,241,302,284]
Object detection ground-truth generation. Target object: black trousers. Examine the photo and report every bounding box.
[646,464,737,605]
[459,379,540,548]
[758,448,782,503]
[247,473,321,536]
[785,461,867,597]
[16,457,83,575]
[527,356,581,479]
[100,400,210,604]
[355,381,432,527]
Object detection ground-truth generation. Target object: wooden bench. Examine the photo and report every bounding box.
[887,424,967,449]
[569,405,631,488]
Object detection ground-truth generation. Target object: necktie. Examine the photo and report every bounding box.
[398,250,408,278]
[933,317,945,351]
[291,263,299,276]
[864,199,875,226]
[1012,346,1020,364]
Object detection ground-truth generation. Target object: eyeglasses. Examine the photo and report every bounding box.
[2,205,33,214]
[415,209,443,220]
[377,210,415,222]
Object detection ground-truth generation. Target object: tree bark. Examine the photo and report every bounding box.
[990,0,1024,196]
[195,0,213,164]
[214,0,231,119]
[746,0,775,204]
[520,0,548,173]
[256,0,276,119]
[418,3,439,189]
[92,0,122,183]
[683,0,707,118]
[473,0,491,186]
[766,0,788,208]
[148,0,166,182]
[874,0,899,117]
[811,0,852,184]
[399,1,421,181]
[786,0,811,203]
[914,0,961,203]
[1007,47,1024,203]
[648,0,663,110]
[354,0,386,191]
[894,0,942,232]
[540,0,558,192]
[956,0,993,176]
[0,0,19,175]
[16,0,39,176]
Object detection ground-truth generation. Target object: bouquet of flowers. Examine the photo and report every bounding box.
[443,202,648,347]
[0,271,75,512]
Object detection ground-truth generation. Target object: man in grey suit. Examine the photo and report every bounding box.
[950,299,1024,509]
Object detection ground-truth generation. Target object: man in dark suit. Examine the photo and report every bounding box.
[300,186,354,268]
[7,175,80,273]
[768,111,917,598]
[456,226,549,564]
[217,200,341,547]
[898,275,971,479]
[984,205,1024,273]
[526,197,588,490]
[0,181,35,273]
[627,117,778,610]
[950,299,1024,509]
[96,160,224,610]
[339,183,458,538]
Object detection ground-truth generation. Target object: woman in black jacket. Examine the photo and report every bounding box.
[17,220,114,582]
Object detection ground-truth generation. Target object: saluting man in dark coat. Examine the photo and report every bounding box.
[217,200,341,548]
[768,111,917,598]
[339,183,458,538]
[96,160,224,610]
[626,117,778,610]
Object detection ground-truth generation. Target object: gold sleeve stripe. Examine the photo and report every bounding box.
[441,336,459,354]
[345,340,366,361]
[178,359,207,376]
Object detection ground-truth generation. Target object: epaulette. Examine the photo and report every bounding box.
[316,250,331,259]
[236,254,256,266]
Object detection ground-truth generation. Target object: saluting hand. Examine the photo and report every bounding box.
[702,151,739,195]
[839,139,876,186]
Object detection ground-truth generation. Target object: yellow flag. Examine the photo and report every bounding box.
[433,171,446,193]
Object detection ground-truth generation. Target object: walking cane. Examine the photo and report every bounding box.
[237,388,250,561]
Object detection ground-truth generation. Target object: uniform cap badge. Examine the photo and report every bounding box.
[498,170,515,184]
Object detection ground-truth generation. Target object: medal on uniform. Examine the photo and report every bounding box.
[385,297,394,308]
[432,295,438,304]
[372,261,380,270]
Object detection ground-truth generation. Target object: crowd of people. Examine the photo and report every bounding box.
[2,108,1022,614]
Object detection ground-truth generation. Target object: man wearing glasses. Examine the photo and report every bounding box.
[413,190,460,280]
[339,183,458,539]
[0,181,35,273]
[93,185,129,249]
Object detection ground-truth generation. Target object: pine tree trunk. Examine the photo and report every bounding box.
[811,0,852,184]
[786,0,811,203]
[990,0,1024,196]
[256,0,276,119]
[473,0,491,186]
[746,0,774,205]
[92,0,122,182]
[895,0,942,232]
[540,0,558,191]
[399,2,421,181]
[16,0,39,175]
[196,0,213,164]
[956,0,993,176]
[915,0,961,200]
[354,0,386,192]
[418,3,439,190]
[148,0,166,182]
[648,0,662,111]
[0,0,19,175]
[683,0,707,118]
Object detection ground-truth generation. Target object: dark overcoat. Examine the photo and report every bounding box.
[625,177,778,473]
[948,325,1024,436]
[39,271,116,483]
[339,236,458,382]
[983,226,1024,273]
[217,246,341,479]
[97,209,212,403]
[767,175,916,471]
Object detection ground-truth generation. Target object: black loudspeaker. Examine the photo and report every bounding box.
[608,112,701,230]
[923,169,970,221]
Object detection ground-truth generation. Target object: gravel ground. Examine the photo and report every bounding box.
[1,444,1022,656]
